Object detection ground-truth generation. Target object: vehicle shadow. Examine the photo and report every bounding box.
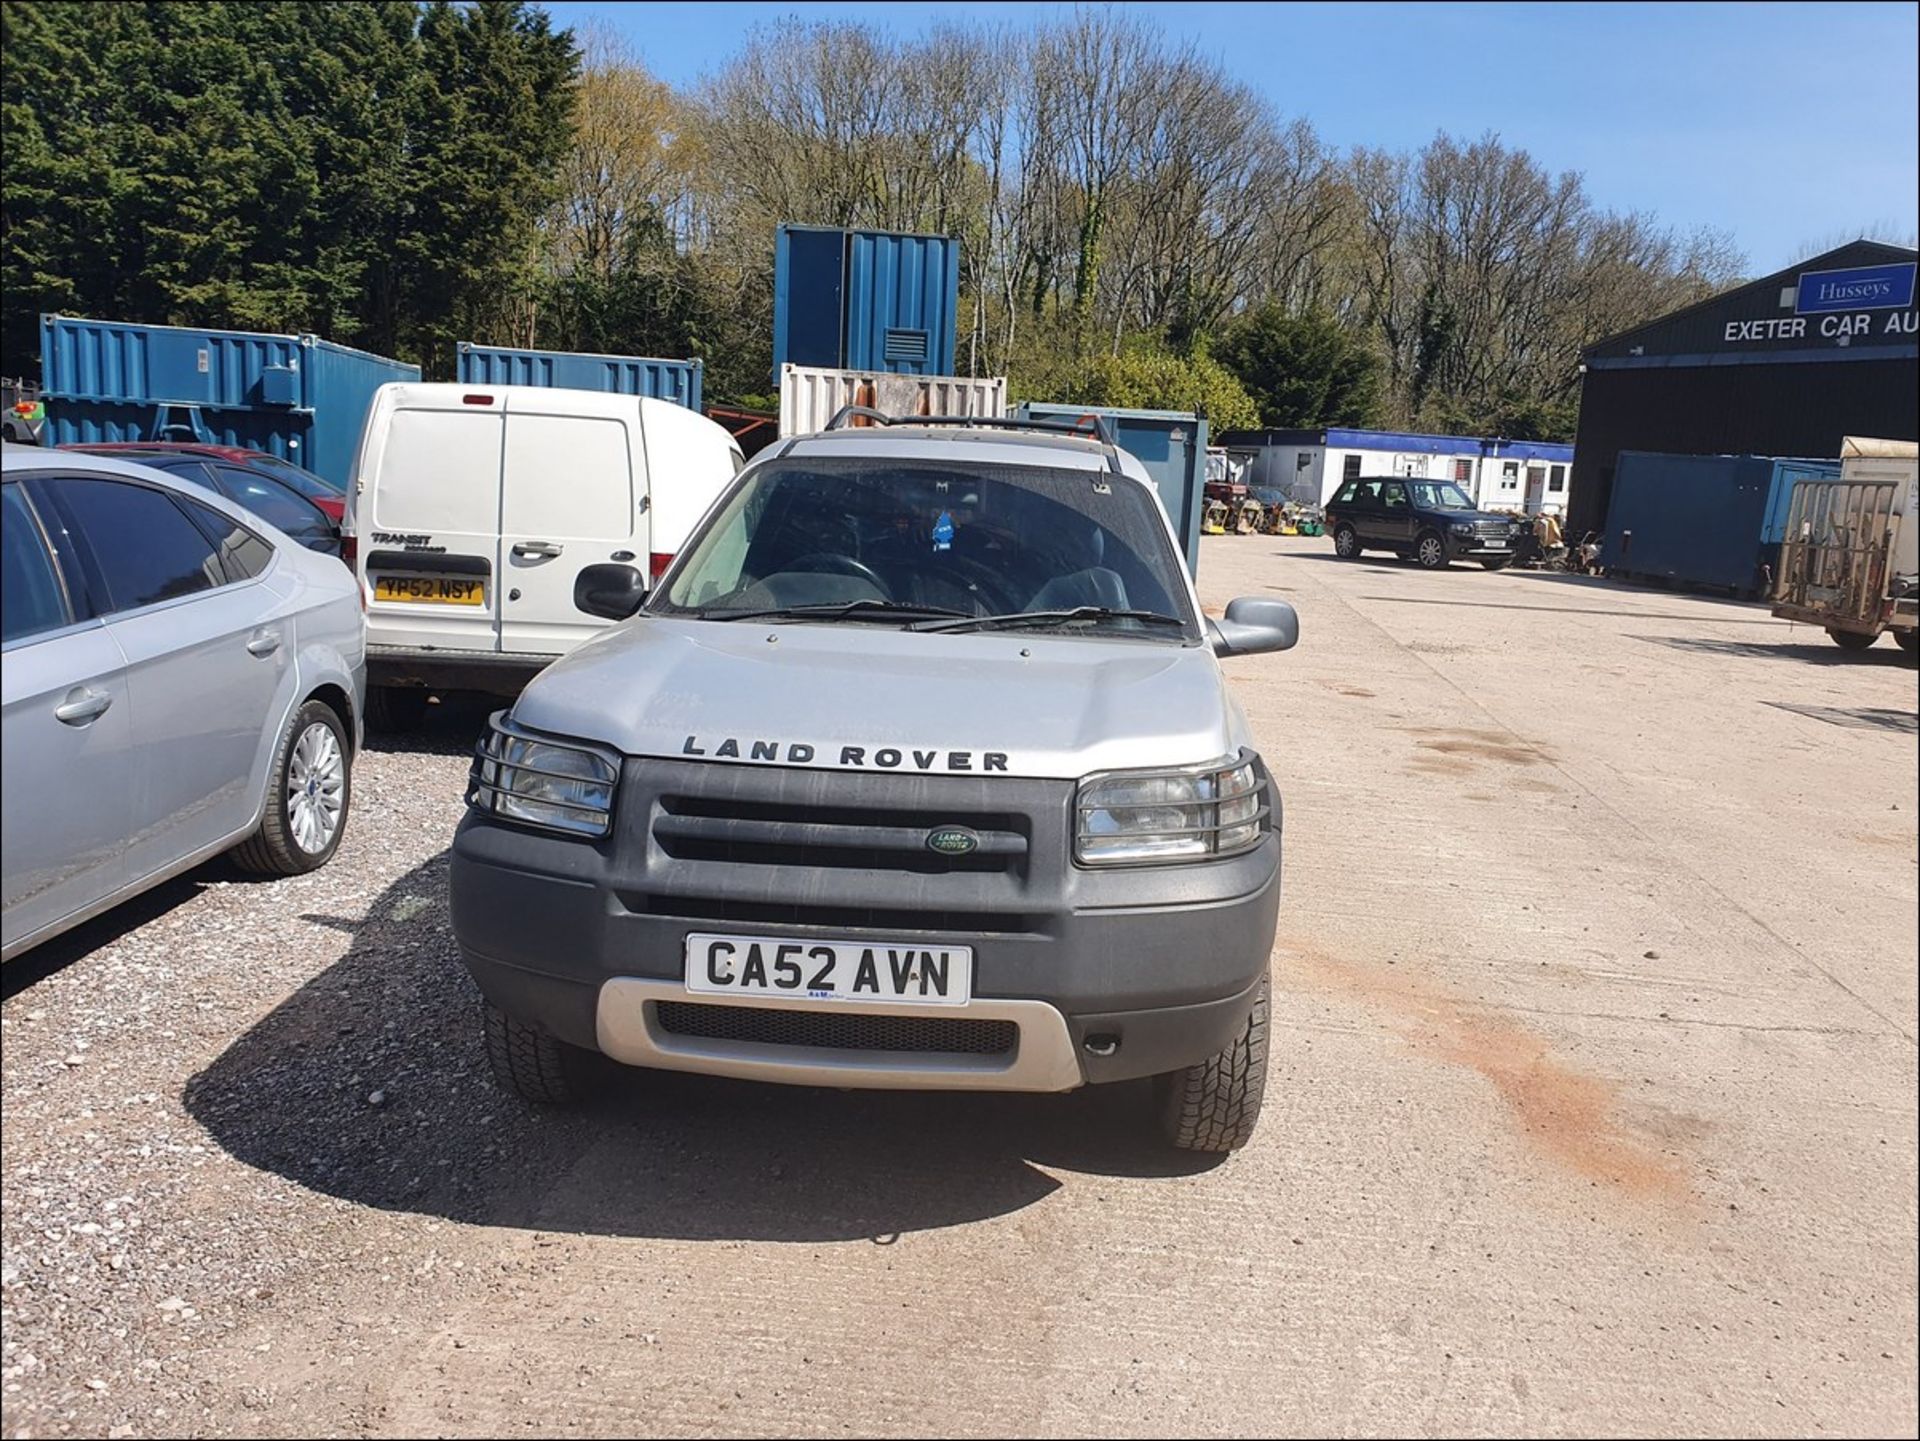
[184,852,1220,1243]
[1630,633,1917,667]
[359,692,498,758]
[3,874,211,999]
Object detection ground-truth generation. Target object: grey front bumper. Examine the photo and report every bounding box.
[450,757,1281,1091]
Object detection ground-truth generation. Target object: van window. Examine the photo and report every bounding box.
[503,414,633,538]
[374,409,503,534]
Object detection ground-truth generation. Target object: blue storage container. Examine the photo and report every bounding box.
[773,226,959,378]
[1017,402,1210,577]
[39,314,418,488]
[1601,452,1842,597]
[456,343,703,411]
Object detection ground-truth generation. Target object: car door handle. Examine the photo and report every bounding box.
[246,629,283,657]
[54,687,113,725]
[512,541,564,559]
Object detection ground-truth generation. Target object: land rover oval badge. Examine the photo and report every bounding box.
[927,826,980,856]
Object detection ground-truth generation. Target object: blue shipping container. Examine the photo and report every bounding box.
[456,343,703,411]
[1018,402,1210,577]
[1601,452,1842,597]
[39,314,418,488]
[773,226,958,378]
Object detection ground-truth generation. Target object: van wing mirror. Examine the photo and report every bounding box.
[1209,596,1299,658]
[574,563,647,621]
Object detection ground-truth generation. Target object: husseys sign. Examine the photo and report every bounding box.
[1722,261,1918,347]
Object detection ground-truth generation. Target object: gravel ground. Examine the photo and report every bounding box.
[2,543,1916,1438]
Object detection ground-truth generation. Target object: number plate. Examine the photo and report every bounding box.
[374,575,484,606]
[1480,540,1509,550]
[684,933,974,1006]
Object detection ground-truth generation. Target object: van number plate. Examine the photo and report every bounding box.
[374,576,484,606]
[684,933,973,1006]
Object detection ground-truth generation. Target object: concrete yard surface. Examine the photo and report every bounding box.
[1,534,1915,1438]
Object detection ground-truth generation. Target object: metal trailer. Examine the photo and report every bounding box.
[455,343,703,411]
[1018,402,1209,577]
[1772,437,1919,655]
[38,314,418,488]
[1600,451,1841,598]
[773,226,960,378]
[778,365,1005,437]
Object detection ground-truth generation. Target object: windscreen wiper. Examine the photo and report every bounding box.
[915,606,1188,634]
[705,599,975,624]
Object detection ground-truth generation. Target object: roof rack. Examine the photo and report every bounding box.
[820,406,1124,470]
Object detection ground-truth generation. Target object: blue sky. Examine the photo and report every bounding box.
[540,1,1919,274]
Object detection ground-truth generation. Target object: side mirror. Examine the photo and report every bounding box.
[1210,596,1299,658]
[574,563,647,621]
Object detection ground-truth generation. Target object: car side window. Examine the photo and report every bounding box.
[211,465,330,542]
[2,482,72,644]
[50,476,227,614]
[1352,480,1383,506]
[180,495,275,582]
[1332,482,1359,504]
[1382,483,1408,508]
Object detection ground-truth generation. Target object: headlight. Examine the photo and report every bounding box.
[1451,522,1475,536]
[1076,754,1269,865]
[469,712,618,838]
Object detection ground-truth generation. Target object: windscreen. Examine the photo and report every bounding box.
[1410,480,1476,510]
[654,458,1196,637]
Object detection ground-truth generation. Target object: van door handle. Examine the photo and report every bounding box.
[246,629,283,657]
[512,541,564,559]
[55,687,113,725]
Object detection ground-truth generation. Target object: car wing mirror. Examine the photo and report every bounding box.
[574,563,647,621]
[1210,596,1299,658]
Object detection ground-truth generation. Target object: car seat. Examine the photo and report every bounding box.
[1026,522,1130,611]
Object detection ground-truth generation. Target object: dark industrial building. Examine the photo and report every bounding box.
[1567,240,1918,541]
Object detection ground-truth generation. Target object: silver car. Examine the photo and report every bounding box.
[2,447,365,960]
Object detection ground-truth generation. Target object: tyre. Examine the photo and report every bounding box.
[1332,525,1361,559]
[1827,627,1878,652]
[1413,531,1449,568]
[1155,976,1270,1153]
[1895,630,1918,662]
[365,684,429,732]
[231,699,351,876]
[1480,556,1514,571]
[483,1002,596,1105]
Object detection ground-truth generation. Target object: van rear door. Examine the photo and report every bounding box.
[360,387,505,654]
[497,389,648,659]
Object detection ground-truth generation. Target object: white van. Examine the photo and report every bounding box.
[344,383,742,725]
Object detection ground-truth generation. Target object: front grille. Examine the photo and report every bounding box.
[631,892,1041,937]
[654,1001,1017,1056]
[653,794,1028,875]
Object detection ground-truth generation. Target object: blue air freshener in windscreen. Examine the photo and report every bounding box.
[932,510,954,552]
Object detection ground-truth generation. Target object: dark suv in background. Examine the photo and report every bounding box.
[1324,476,1526,570]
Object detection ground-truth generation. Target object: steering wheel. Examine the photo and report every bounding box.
[783,552,890,595]
[919,552,1021,612]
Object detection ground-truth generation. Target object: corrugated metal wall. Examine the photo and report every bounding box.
[456,343,703,410]
[1567,356,1919,540]
[772,226,959,377]
[38,315,418,486]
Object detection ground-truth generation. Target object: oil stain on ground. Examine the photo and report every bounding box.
[1286,945,1687,1201]
[1408,726,1554,767]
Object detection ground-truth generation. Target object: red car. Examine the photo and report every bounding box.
[59,442,345,555]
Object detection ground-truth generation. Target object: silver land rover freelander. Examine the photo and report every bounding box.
[449,411,1299,1151]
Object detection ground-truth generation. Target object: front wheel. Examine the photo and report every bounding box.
[1827,627,1878,652]
[1332,525,1361,558]
[1413,532,1449,568]
[231,700,351,875]
[1155,977,1270,1153]
[483,1002,598,1106]
[1895,630,1918,662]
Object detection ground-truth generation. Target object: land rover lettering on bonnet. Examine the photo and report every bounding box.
[680,736,1011,771]
[450,410,1300,1152]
